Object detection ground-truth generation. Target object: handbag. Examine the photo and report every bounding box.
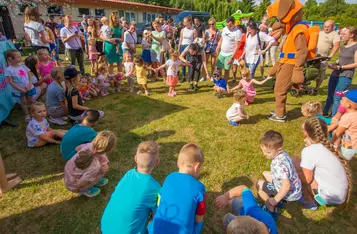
[205,30,218,54]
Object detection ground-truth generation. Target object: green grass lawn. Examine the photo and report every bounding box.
[1,51,357,233]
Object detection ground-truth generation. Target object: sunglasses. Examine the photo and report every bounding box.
[209,23,215,26]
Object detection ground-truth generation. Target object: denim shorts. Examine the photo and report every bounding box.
[12,87,36,98]
[223,198,244,228]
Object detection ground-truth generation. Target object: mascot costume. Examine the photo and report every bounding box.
[267,0,319,122]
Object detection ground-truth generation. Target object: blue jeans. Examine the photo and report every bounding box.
[246,57,261,78]
[323,75,352,116]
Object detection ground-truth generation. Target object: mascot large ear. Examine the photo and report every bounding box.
[277,0,294,20]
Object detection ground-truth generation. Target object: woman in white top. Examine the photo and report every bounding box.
[122,24,137,56]
[243,22,275,78]
[150,21,166,79]
[178,16,197,81]
[23,6,50,52]
[60,16,85,74]
[293,117,350,209]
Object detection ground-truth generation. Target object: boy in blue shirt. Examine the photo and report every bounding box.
[149,143,206,234]
[213,70,230,98]
[215,185,278,234]
[60,110,99,160]
[101,141,161,234]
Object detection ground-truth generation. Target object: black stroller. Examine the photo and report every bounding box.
[289,56,330,97]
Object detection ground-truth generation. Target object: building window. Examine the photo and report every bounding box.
[143,12,147,22]
[130,13,136,22]
[18,3,37,15]
[118,11,124,19]
[78,8,90,17]
[95,9,105,17]
[47,5,63,16]
[152,14,156,21]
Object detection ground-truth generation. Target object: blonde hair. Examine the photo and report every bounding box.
[93,130,117,153]
[50,67,64,83]
[123,51,132,62]
[301,101,322,117]
[97,63,107,76]
[88,38,96,46]
[178,143,204,167]
[64,15,72,27]
[239,59,246,70]
[24,6,40,23]
[208,18,216,25]
[346,26,357,41]
[100,16,108,24]
[109,12,119,28]
[184,16,192,24]
[170,50,180,59]
[233,90,246,105]
[37,48,49,60]
[304,117,352,202]
[241,67,250,78]
[227,216,267,234]
[136,141,160,169]
[30,102,45,115]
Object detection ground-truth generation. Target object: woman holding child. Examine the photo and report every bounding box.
[101,12,124,75]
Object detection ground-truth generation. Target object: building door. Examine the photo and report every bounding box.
[0,6,15,39]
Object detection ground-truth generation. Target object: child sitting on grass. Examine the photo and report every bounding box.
[256,130,302,213]
[226,90,249,127]
[230,67,272,106]
[215,185,278,234]
[213,69,230,98]
[60,109,100,161]
[26,102,67,147]
[64,130,117,198]
[331,89,357,160]
[149,144,206,234]
[101,141,161,233]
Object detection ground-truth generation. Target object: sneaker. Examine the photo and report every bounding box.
[49,116,67,126]
[61,116,68,121]
[172,91,177,96]
[100,92,107,97]
[81,186,101,198]
[199,77,206,82]
[114,88,120,93]
[268,114,287,123]
[94,178,109,187]
[335,91,346,97]
[229,120,239,126]
[269,110,276,116]
[137,91,142,95]
[298,196,318,210]
[145,90,149,96]
[97,110,104,118]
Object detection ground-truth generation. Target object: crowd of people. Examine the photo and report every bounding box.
[1,4,357,234]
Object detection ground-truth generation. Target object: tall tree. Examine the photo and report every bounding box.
[239,0,255,13]
[254,0,271,22]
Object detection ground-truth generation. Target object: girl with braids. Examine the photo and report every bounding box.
[294,117,351,209]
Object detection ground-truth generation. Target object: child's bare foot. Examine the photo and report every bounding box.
[6,176,22,191]
[244,101,249,106]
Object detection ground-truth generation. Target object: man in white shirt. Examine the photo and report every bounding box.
[216,17,242,81]
[314,20,340,94]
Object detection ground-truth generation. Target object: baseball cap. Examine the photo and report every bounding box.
[64,67,79,80]
[344,89,357,104]
[213,70,220,75]
[143,30,148,34]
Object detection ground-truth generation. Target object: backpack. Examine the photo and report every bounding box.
[294,22,319,59]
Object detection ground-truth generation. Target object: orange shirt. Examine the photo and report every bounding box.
[233,33,246,59]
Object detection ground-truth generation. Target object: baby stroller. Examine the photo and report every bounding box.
[289,56,330,97]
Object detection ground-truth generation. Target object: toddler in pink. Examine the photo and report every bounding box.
[231,67,272,105]
[64,131,117,197]
[37,48,56,85]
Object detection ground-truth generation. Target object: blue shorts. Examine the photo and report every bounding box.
[12,87,36,98]
[223,198,244,228]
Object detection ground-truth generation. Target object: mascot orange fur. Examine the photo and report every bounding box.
[267,0,310,122]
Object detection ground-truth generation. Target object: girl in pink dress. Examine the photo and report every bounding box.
[88,39,98,75]
[37,48,57,86]
[231,67,272,105]
[64,130,117,198]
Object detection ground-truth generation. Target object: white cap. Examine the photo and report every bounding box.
[143,30,149,34]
